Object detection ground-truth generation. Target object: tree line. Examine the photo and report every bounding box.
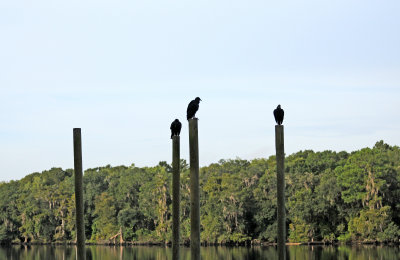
[0,141,399,244]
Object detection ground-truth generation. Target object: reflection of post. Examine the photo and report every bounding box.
[189,118,200,260]
[275,125,286,260]
[172,135,181,260]
[73,128,86,260]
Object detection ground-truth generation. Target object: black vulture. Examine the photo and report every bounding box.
[170,119,182,139]
[187,97,201,120]
[273,105,284,125]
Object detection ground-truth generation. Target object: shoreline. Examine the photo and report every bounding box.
[2,241,399,247]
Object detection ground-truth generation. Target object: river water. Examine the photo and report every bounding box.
[1,245,399,259]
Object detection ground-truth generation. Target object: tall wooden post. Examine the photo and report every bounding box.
[73,128,86,260]
[189,118,200,260]
[275,125,286,260]
[172,135,181,260]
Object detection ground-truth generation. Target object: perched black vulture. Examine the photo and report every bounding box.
[170,119,182,139]
[273,105,284,125]
[187,97,201,120]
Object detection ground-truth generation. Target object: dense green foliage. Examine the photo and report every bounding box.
[1,141,399,244]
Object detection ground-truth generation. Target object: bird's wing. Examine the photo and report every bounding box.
[177,122,182,134]
[187,101,197,119]
[187,100,195,111]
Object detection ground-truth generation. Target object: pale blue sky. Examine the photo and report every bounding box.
[1,1,399,181]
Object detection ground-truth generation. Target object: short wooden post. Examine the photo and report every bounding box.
[172,135,181,260]
[189,118,200,260]
[275,125,286,260]
[73,128,86,260]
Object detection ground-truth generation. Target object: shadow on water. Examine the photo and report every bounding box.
[1,245,400,260]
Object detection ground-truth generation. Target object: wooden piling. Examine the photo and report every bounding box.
[275,125,286,260]
[172,135,181,260]
[189,118,200,260]
[73,128,86,260]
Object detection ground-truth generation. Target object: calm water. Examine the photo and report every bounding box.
[1,245,400,260]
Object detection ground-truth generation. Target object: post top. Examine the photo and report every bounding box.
[172,135,180,140]
[188,117,198,121]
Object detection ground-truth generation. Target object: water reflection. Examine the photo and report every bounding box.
[0,245,399,260]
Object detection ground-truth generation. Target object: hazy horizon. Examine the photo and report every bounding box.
[1,139,396,183]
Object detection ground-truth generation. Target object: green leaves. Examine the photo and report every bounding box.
[348,206,391,241]
[0,141,399,244]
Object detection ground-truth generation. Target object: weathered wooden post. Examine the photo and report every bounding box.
[172,135,181,260]
[275,125,286,260]
[189,118,200,260]
[73,128,86,260]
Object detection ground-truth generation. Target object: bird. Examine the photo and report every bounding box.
[170,119,182,139]
[273,105,284,125]
[187,97,201,120]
